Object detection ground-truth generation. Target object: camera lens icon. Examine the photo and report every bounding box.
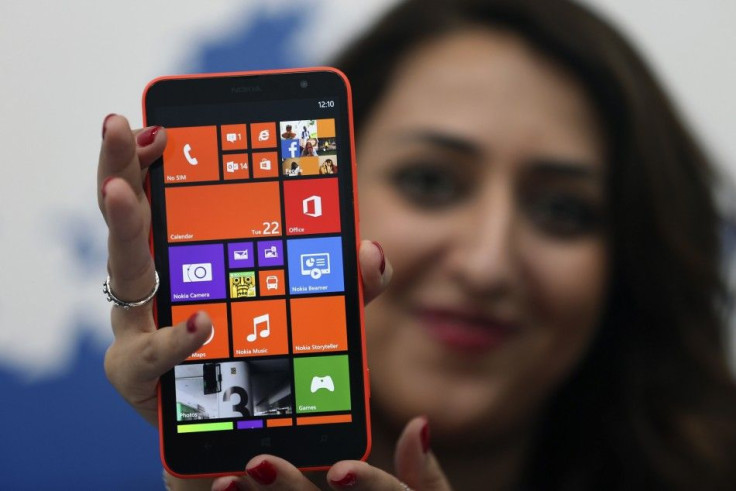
[182,263,213,283]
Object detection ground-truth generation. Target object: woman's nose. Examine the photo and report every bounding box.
[447,182,519,296]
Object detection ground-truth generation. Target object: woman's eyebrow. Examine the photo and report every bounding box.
[397,130,483,157]
[527,158,603,181]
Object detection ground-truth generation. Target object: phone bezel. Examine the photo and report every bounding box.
[142,68,369,478]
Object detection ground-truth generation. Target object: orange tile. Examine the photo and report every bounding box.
[222,153,250,180]
[316,118,336,138]
[266,418,293,427]
[172,303,230,361]
[250,122,277,149]
[165,182,281,242]
[296,414,352,426]
[164,126,219,183]
[231,299,288,357]
[258,270,285,297]
[252,151,279,179]
[290,296,347,354]
[221,124,248,151]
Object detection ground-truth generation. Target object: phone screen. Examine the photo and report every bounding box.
[143,69,368,477]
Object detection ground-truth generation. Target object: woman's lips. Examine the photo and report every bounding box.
[416,308,518,354]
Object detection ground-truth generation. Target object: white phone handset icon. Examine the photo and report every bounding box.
[183,143,198,166]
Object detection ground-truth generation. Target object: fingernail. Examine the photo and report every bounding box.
[247,459,277,485]
[420,417,431,454]
[102,113,116,139]
[101,176,114,199]
[186,313,198,333]
[222,482,239,491]
[329,472,357,487]
[372,241,386,275]
[137,126,161,147]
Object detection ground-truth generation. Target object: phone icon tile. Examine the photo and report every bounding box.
[164,126,219,183]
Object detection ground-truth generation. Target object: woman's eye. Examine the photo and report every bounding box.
[527,195,603,237]
[390,165,467,208]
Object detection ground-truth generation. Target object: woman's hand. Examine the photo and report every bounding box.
[210,416,451,491]
[98,115,402,491]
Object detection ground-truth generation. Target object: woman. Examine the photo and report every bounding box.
[98,0,736,489]
[302,139,319,157]
[320,158,337,175]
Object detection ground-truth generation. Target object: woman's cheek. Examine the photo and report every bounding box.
[523,236,608,374]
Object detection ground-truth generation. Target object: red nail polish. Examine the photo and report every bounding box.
[420,418,431,454]
[247,459,277,485]
[102,113,115,139]
[186,313,198,333]
[372,241,386,274]
[137,126,161,147]
[101,176,114,199]
[330,472,357,487]
[222,482,239,491]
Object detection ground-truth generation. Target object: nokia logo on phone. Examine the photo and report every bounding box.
[231,85,262,93]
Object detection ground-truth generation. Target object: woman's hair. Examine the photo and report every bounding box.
[333,0,736,488]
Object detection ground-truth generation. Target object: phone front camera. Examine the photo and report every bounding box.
[299,80,309,89]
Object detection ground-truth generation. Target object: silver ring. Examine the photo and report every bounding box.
[103,271,159,309]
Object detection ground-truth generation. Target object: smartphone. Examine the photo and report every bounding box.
[142,68,369,478]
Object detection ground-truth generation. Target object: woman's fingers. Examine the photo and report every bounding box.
[359,240,392,304]
[98,114,166,328]
[104,311,213,426]
[325,418,450,490]
[393,417,452,491]
[104,176,158,324]
[211,455,321,491]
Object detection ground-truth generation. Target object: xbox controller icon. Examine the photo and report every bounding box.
[310,375,335,393]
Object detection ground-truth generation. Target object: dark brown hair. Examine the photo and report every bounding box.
[334,0,736,488]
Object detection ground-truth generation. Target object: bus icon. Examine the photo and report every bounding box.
[300,253,330,279]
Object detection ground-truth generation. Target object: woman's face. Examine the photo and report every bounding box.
[358,29,608,444]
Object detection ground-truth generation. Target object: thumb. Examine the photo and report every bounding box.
[135,310,213,381]
[395,416,452,491]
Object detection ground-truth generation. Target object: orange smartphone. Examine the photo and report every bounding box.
[143,68,369,478]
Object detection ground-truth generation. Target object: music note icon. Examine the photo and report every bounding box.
[247,314,271,342]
